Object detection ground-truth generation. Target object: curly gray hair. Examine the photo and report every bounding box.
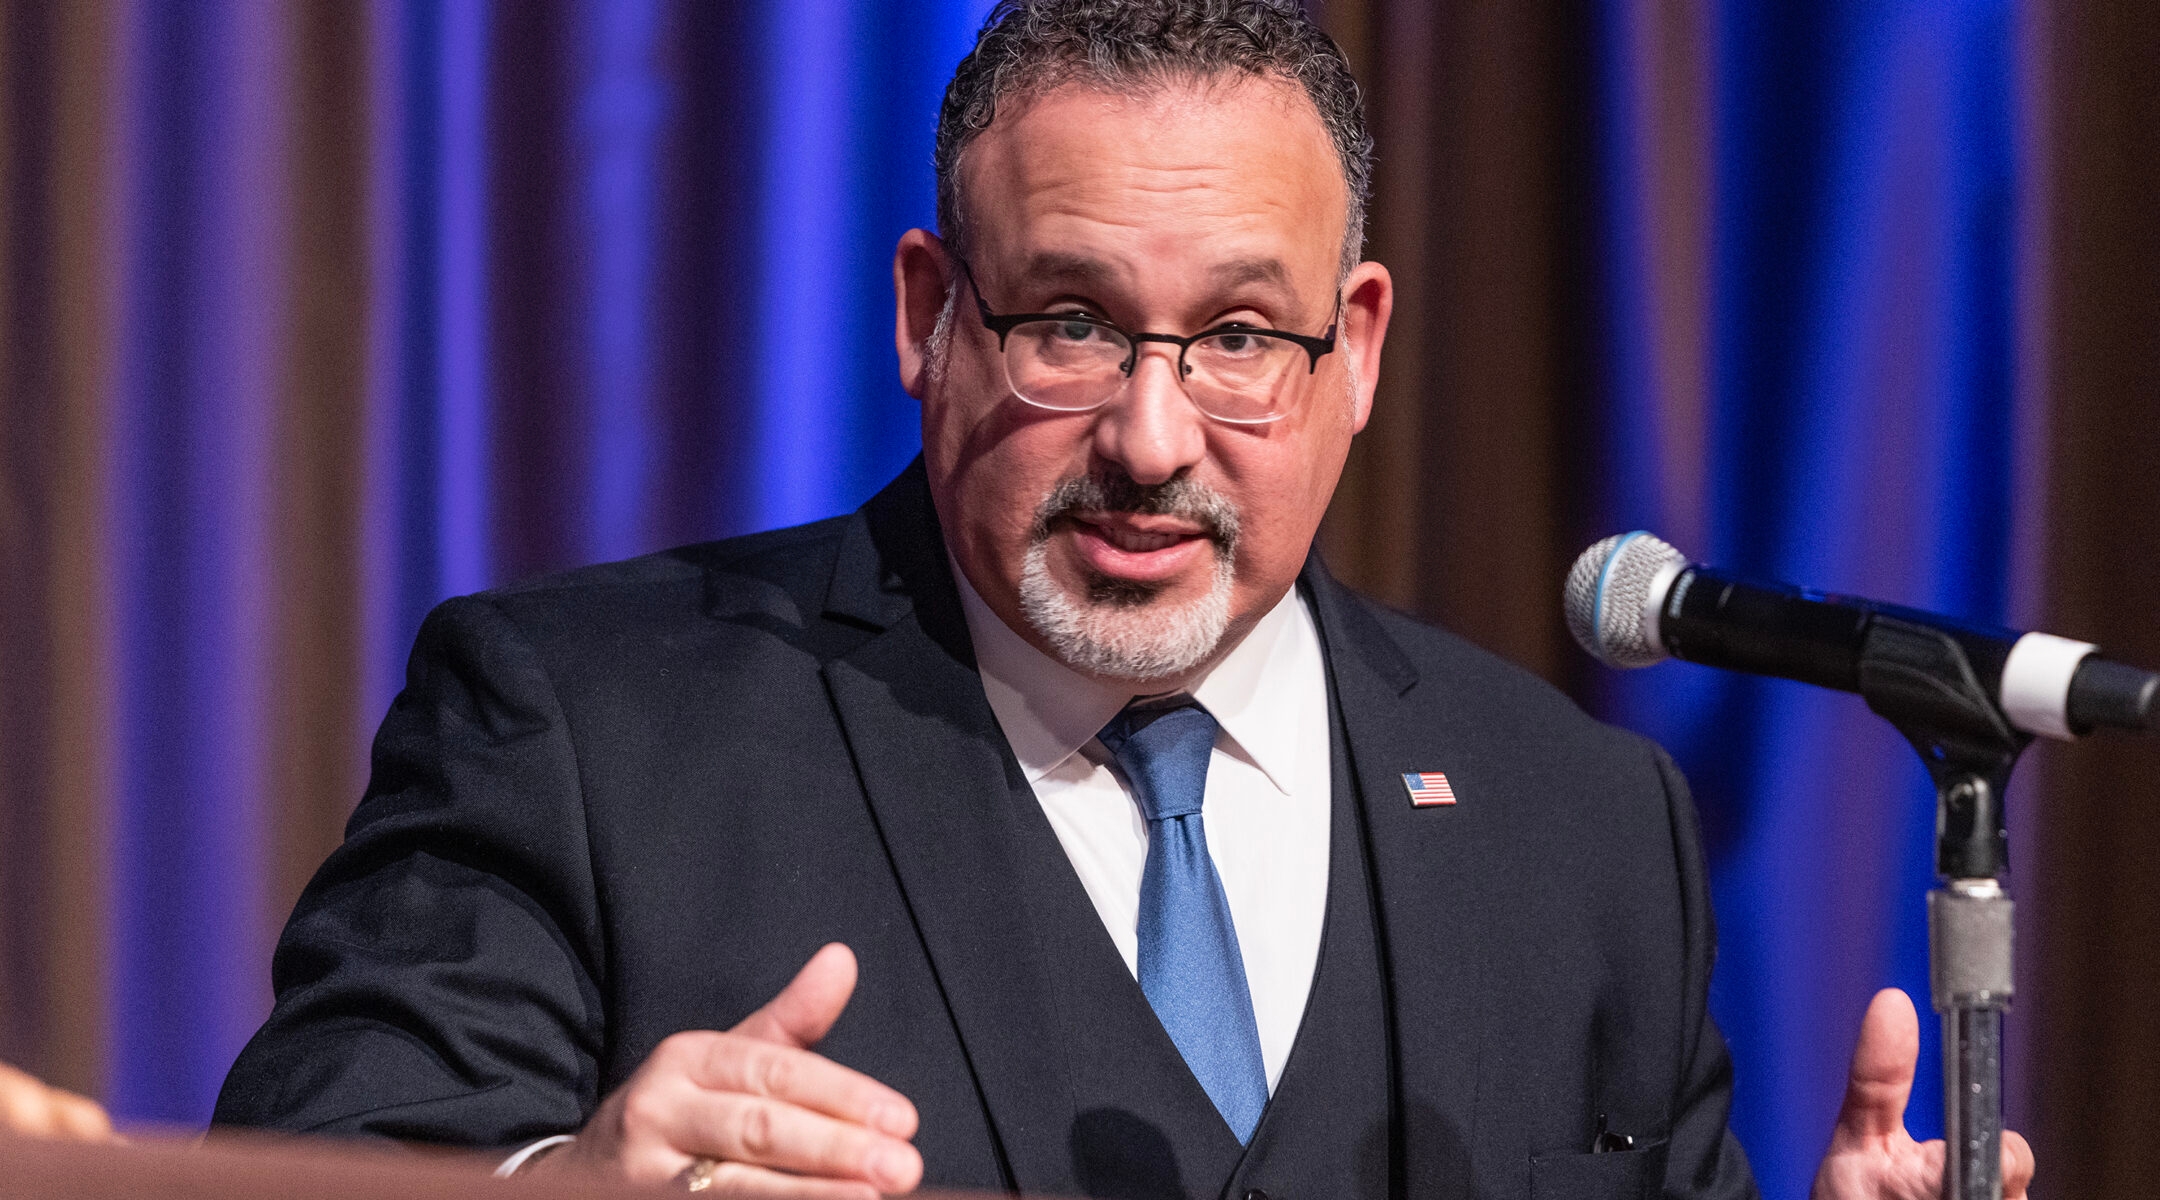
[934,0,1373,279]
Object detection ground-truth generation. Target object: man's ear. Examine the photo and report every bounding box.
[1339,260,1393,435]
[894,228,952,400]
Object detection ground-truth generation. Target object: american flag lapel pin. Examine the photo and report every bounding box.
[1403,771,1457,807]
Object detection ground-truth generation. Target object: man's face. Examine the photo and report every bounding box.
[895,75,1392,687]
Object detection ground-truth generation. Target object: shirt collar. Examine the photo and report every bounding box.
[952,558,1314,794]
[1186,585,1316,797]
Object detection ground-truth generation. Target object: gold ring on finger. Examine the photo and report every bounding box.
[678,1157,721,1192]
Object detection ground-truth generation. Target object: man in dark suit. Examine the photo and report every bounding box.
[216,3,2029,1198]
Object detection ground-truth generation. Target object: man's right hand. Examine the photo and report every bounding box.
[531,943,922,1198]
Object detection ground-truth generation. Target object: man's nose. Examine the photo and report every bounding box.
[1092,346,1206,485]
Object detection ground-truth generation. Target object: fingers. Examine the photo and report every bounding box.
[678,1033,917,1139]
[1901,1132,2032,1200]
[554,945,921,1193]
[0,1064,53,1137]
[2003,1129,2035,1198]
[733,944,859,1050]
[46,1089,116,1142]
[664,1091,922,1193]
[684,1159,885,1200]
[1909,1138,1946,1200]
[1832,988,1920,1144]
[1814,997,2035,1200]
[0,1062,116,1143]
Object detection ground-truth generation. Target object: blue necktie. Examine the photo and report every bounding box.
[1096,698,1268,1143]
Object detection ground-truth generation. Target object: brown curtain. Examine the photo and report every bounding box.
[2027,0,2160,1193]
[1319,0,1711,693]
[0,0,375,1097]
[1,0,122,1099]
[1319,0,1605,685]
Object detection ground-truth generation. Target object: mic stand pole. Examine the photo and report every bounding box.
[1857,617,2030,1200]
[1926,781,2014,1200]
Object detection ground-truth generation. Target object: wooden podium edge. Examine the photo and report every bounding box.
[0,1129,1007,1200]
[0,1128,617,1199]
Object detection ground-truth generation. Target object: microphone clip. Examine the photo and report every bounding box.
[1857,614,2030,879]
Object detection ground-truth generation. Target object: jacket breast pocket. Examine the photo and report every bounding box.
[1529,1138,1669,1200]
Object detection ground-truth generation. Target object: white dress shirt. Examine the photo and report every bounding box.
[954,569,1332,1092]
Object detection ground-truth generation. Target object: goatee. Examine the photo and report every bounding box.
[1016,471,1240,682]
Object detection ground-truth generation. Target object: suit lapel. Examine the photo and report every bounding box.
[816,466,1077,1195]
[1302,561,1489,1192]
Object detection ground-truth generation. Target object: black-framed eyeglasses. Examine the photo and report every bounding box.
[958,261,1338,426]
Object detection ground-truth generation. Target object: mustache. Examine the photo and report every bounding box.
[1029,472,1241,553]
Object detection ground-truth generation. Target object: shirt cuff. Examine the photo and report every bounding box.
[494,1134,577,1177]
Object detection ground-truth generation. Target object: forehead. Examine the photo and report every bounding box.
[956,75,1348,295]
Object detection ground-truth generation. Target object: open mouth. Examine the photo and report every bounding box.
[1089,525,1190,554]
[1060,513,1217,585]
[1029,472,1241,591]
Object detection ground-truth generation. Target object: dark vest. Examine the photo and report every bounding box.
[1008,684,1396,1200]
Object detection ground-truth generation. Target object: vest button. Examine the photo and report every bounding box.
[1244,1190,1271,1200]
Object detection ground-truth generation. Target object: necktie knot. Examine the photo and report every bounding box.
[1097,698,1218,822]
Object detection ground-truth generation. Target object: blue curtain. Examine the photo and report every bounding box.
[108,0,291,1124]
[368,0,994,716]
[103,0,996,1125]
[1589,2,2025,1196]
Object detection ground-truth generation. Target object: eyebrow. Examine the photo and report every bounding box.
[1013,252,1295,298]
[1017,252,1121,289]
[1206,257,1291,290]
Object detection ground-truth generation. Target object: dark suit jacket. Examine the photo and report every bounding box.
[215,462,1757,1200]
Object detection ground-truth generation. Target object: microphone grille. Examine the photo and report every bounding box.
[1565,532,1687,668]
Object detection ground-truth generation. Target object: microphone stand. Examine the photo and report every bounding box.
[1856,616,2028,1200]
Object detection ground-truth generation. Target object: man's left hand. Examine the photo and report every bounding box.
[1811,989,2034,1200]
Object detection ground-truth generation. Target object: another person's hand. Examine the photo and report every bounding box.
[0,1060,115,1142]
[1811,989,2034,1200]
[531,943,922,1197]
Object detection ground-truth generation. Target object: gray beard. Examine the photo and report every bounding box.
[1015,474,1240,683]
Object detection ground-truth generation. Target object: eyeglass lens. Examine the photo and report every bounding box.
[1003,319,1301,423]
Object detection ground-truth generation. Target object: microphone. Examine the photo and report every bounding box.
[1565,531,2159,741]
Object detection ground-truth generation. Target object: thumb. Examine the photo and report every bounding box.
[731,942,858,1049]
[1833,988,1920,1144]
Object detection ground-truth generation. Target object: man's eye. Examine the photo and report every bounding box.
[1208,328,1277,358]
[1052,319,1103,342]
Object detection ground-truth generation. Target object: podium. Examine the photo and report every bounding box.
[0,1131,618,1199]
[0,1130,994,1199]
